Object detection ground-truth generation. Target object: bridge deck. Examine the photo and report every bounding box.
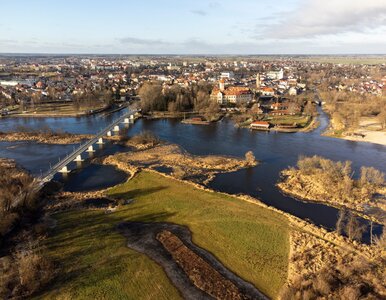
[39,110,136,182]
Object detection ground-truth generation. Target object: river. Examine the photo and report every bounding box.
[0,107,385,242]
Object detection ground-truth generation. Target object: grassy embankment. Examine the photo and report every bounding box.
[37,171,290,299]
[10,102,107,117]
[265,115,310,127]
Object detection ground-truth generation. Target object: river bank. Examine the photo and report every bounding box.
[40,170,290,299]
[277,156,386,223]
[99,141,258,185]
[323,130,386,146]
[45,164,385,299]
[321,107,386,146]
[0,131,94,144]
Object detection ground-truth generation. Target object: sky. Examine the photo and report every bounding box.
[0,0,385,54]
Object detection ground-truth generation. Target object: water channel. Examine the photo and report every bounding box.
[1,107,385,242]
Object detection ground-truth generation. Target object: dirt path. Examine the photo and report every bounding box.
[117,222,268,300]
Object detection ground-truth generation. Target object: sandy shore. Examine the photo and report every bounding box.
[341,130,386,146]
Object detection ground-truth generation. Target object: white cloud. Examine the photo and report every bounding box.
[263,0,386,38]
[118,37,170,46]
[190,9,207,16]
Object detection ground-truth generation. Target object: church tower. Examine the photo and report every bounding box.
[219,79,225,91]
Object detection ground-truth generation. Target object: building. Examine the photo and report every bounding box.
[267,69,284,80]
[260,87,275,96]
[210,80,253,105]
[220,71,234,79]
[288,87,297,96]
[250,121,270,130]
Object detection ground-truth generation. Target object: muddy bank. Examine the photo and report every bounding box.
[117,222,267,300]
[101,143,257,185]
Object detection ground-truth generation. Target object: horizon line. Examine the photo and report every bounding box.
[0,52,386,57]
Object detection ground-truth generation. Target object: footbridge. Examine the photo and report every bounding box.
[38,110,138,183]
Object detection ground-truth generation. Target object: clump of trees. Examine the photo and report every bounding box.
[280,257,385,300]
[73,87,114,111]
[0,159,55,298]
[0,159,39,236]
[0,246,55,298]
[320,90,386,132]
[129,131,160,147]
[245,151,257,166]
[294,155,384,209]
[138,81,218,117]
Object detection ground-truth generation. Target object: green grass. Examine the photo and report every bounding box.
[266,115,310,127]
[37,171,290,299]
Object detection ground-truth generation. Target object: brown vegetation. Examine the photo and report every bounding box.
[280,230,386,299]
[139,81,219,119]
[0,128,92,144]
[0,159,55,298]
[124,130,161,149]
[321,90,386,135]
[278,155,385,221]
[0,159,38,236]
[157,230,251,300]
[102,137,258,184]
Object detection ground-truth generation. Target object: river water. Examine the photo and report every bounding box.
[0,108,385,242]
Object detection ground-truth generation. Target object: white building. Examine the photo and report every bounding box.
[220,71,234,79]
[267,69,284,80]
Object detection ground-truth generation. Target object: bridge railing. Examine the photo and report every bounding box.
[38,109,137,182]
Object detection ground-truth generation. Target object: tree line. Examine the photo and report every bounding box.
[138,81,220,119]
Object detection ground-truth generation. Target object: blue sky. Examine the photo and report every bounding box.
[0,0,385,54]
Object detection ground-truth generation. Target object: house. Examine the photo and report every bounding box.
[261,87,275,96]
[250,121,270,130]
[220,71,234,79]
[210,80,253,105]
[288,87,297,96]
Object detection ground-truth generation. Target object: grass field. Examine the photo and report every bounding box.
[294,56,386,65]
[15,102,105,116]
[266,115,310,127]
[37,171,290,299]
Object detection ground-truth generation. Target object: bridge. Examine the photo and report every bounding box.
[38,109,138,183]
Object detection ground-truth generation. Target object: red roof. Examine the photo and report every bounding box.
[251,121,270,126]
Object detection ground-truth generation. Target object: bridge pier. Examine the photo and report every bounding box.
[106,131,112,137]
[74,154,83,162]
[96,137,104,144]
[130,114,135,123]
[59,165,70,173]
[86,145,95,152]
[113,125,120,132]
[123,117,130,124]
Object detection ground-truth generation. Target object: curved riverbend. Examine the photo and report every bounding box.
[0,107,385,242]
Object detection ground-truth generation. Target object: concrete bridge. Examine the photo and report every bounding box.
[38,110,138,183]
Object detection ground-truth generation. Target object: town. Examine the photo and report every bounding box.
[1,55,385,135]
[1,1,386,298]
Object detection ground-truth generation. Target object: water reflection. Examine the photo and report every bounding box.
[1,107,385,243]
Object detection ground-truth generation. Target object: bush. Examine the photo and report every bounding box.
[245,151,257,166]
[130,131,160,146]
[0,250,55,298]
